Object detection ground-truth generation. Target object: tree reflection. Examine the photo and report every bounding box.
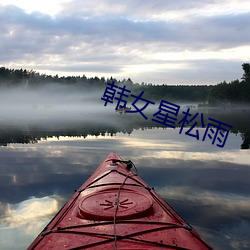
[0,109,249,149]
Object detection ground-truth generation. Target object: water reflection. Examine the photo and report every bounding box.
[0,108,250,149]
[1,196,59,228]
[0,196,62,250]
[0,127,250,249]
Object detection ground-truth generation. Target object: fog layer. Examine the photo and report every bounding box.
[0,85,112,124]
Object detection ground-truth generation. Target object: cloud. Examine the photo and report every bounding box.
[0,1,250,83]
[58,0,246,19]
[3,4,249,48]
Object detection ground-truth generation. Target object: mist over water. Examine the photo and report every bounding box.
[0,84,249,149]
[0,85,201,124]
[0,85,112,124]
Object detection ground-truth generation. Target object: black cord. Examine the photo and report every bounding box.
[111,159,138,175]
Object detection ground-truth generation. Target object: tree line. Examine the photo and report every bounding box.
[0,63,249,104]
[208,63,250,104]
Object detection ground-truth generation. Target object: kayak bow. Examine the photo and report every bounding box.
[28,152,213,249]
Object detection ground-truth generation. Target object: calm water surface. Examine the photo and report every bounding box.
[0,109,250,250]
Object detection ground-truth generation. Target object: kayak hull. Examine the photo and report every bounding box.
[28,152,213,249]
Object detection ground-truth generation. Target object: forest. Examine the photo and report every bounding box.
[0,64,250,149]
[0,63,249,105]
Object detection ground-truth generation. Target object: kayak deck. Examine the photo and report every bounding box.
[28,152,213,249]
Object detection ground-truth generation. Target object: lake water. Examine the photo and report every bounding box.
[0,108,250,249]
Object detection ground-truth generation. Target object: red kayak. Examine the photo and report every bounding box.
[28,152,213,249]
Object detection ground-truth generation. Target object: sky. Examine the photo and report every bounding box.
[0,0,250,85]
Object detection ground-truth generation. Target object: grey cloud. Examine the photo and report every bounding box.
[0,2,249,84]
[59,0,215,18]
[131,59,244,84]
[1,4,249,50]
[184,13,250,49]
[39,64,121,74]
